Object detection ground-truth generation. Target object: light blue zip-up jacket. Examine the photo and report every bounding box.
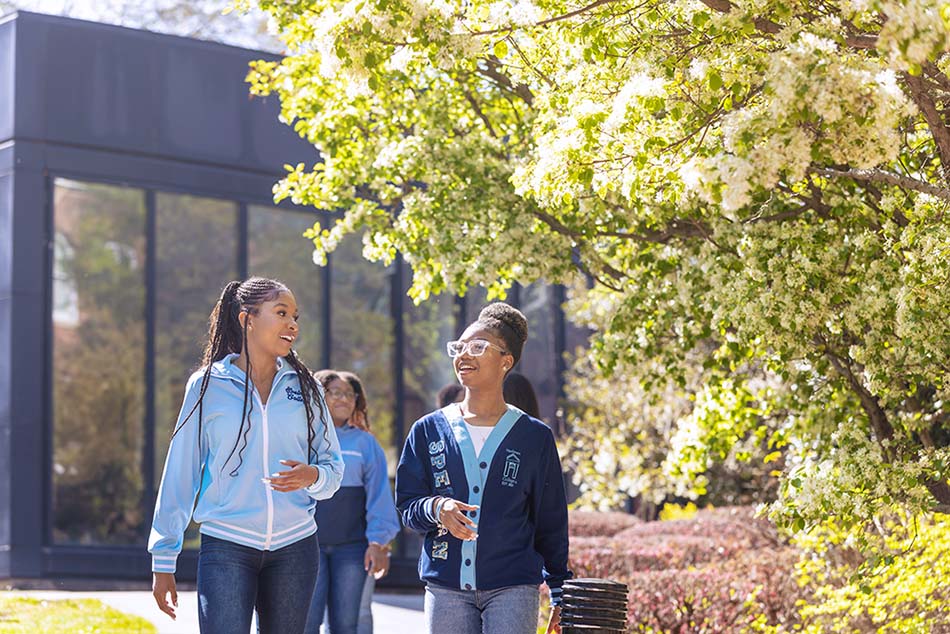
[149,353,344,573]
[314,424,400,547]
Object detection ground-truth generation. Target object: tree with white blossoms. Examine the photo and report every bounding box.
[244,0,950,532]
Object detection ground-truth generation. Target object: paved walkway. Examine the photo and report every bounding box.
[15,590,426,634]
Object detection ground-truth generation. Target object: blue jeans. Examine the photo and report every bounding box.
[357,572,374,634]
[424,583,540,634]
[197,532,319,634]
[305,541,368,634]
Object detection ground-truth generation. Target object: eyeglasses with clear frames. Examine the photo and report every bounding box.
[326,388,357,402]
[446,339,509,358]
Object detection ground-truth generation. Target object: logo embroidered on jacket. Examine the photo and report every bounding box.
[429,438,451,489]
[285,386,304,402]
[433,470,451,488]
[501,449,521,487]
[432,541,448,560]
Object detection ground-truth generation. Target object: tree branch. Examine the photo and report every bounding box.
[923,61,950,95]
[476,57,536,105]
[465,0,624,37]
[456,79,498,137]
[901,71,950,173]
[819,340,895,448]
[697,0,782,34]
[811,166,950,202]
[593,218,709,243]
[528,209,627,289]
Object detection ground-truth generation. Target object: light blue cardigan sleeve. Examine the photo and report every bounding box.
[305,383,345,500]
[148,371,205,574]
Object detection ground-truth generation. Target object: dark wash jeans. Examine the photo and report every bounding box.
[197,532,319,634]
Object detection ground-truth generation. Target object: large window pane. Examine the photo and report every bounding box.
[518,284,559,424]
[403,280,459,435]
[52,179,146,545]
[330,234,395,458]
[154,193,239,548]
[248,205,323,369]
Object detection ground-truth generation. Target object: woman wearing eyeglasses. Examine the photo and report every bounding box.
[396,302,571,634]
[304,370,401,634]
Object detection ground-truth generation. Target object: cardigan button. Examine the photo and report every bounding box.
[479,462,487,469]
[465,584,472,590]
[465,559,471,566]
[473,486,480,493]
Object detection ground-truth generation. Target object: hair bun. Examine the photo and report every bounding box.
[478,302,528,344]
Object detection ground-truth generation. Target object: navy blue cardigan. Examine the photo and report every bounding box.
[395,404,571,605]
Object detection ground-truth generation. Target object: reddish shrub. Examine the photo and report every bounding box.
[615,507,782,550]
[624,549,805,633]
[569,509,643,537]
[566,507,805,633]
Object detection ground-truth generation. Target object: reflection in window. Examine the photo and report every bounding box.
[52,179,147,545]
[517,284,559,425]
[330,233,396,457]
[154,193,239,548]
[248,206,323,369]
[403,277,459,433]
[52,232,79,327]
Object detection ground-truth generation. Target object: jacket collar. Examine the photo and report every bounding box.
[209,353,295,385]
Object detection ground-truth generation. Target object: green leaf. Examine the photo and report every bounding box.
[493,39,508,59]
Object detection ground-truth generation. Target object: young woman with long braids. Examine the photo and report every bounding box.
[149,277,344,634]
[305,370,400,634]
[396,303,571,634]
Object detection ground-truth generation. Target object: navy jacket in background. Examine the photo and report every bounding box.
[315,423,400,547]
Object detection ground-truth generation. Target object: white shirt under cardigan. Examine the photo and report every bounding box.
[464,421,494,455]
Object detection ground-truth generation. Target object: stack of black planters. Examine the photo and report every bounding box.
[559,578,629,633]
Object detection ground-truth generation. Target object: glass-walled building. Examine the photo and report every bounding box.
[0,11,582,584]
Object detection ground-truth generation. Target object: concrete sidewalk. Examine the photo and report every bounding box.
[15,589,426,634]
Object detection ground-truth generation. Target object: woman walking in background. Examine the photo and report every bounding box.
[149,277,344,634]
[305,370,401,634]
[502,372,540,420]
[396,302,571,634]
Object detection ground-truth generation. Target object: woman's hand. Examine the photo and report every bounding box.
[545,605,561,634]
[365,542,391,579]
[152,572,178,620]
[438,498,479,541]
[266,460,318,492]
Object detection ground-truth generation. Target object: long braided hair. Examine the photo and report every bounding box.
[171,277,329,476]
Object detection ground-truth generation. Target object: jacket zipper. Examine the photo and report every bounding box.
[255,376,281,550]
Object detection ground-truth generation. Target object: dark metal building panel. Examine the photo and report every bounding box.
[4,148,47,577]
[12,11,314,175]
[0,16,13,145]
[0,170,13,576]
[20,140,287,206]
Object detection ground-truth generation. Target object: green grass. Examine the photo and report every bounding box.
[0,595,156,633]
